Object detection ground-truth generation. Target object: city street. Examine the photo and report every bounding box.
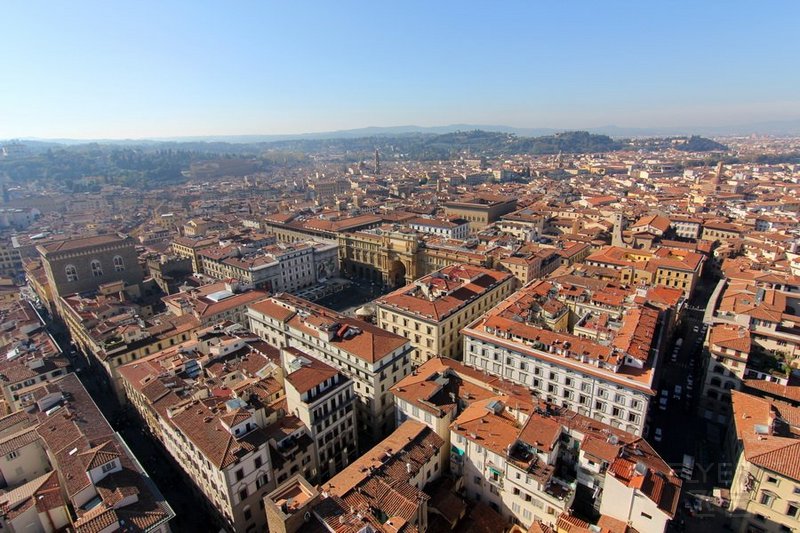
[650,307,709,466]
[76,356,219,532]
[647,272,737,531]
[32,304,219,532]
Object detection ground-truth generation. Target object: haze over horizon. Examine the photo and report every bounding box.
[2,1,799,140]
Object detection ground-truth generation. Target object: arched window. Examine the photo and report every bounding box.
[90,260,103,277]
[65,264,78,282]
[113,255,125,272]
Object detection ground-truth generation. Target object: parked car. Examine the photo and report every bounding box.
[659,396,668,411]
[654,427,663,442]
[681,454,695,480]
[673,385,683,399]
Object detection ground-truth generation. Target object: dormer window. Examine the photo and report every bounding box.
[101,460,117,473]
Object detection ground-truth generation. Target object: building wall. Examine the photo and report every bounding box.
[673,222,701,239]
[420,247,492,276]
[247,307,413,444]
[171,240,216,273]
[275,248,315,294]
[158,413,275,532]
[409,222,470,241]
[377,276,515,365]
[3,367,70,412]
[0,243,23,277]
[702,227,742,243]
[0,438,51,488]
[225,448,276,533]
[444,207,489,234]
[6,504,40,533]
[729,458,800,533]
[451,431,568,528]
[338,231,420,288]
[284,372,357,482]
[394,398,452,466]
[445,200,517,234]
[39,505,71,532]
[599,474,670,532]
[654,267,698,298]
[40,239,144,298]
[700,347,746,424]
[464,335,650,435]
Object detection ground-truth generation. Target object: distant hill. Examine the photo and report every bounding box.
[0,130,623,187]
[7,128,800,189]
[142,119,800,141]
[673,135,728,152]
[8,118,800,146]
[253,130,623,160]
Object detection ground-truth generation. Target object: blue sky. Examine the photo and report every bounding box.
[1,1,799,139]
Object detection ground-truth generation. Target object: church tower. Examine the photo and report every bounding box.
[702,161,724,193]
[612,212,625,248]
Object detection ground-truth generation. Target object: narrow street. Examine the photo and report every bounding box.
[648,271,736,531]
[39,308,219,532]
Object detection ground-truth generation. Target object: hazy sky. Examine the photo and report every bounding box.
[2,1,799,139]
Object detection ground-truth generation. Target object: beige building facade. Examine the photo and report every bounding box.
[376,264,515,365]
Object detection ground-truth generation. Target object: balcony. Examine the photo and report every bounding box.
[276,436,299,457]
[486,465,504,489]
[311,395,355,425]
[305,382,348,406]
[776,323,800,337]
[450,445,465,463]
[545,477,576,503]
[450,446,464,475]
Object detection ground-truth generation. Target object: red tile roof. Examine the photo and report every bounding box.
[731,390,800,481]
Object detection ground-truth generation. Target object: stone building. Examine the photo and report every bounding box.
[36,234,144,300]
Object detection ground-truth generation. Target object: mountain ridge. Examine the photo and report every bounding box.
[6,118,800,145]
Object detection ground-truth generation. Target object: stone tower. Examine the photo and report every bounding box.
[612,212,625,248]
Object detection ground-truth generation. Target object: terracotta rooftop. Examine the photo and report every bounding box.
[38,233,128,255]
[33,373,173,531]
[319,420,443,530]
[250,293,409,364]
[731,390,800,481]
[376,264,512,322]
[284,349,341,394]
